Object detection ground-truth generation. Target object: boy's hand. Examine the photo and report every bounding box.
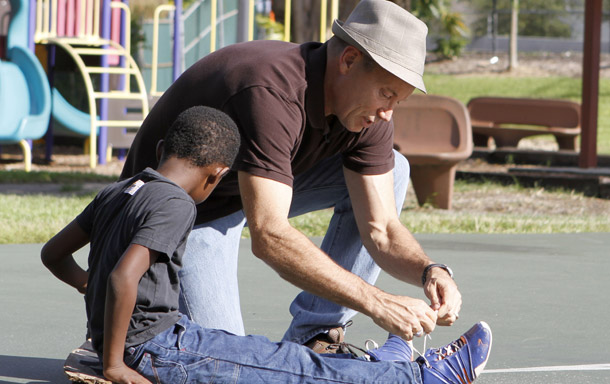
[103,363,152,384]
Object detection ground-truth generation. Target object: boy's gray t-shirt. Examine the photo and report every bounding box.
[76,168,196,352]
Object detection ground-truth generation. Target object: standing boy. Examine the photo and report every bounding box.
[42,106,492,383]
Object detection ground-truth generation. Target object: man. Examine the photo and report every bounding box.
[121,0,462,350]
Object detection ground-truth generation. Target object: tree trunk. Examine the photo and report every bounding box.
[509,0,519,70]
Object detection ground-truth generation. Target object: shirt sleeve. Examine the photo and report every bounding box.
[224,86,304,187]
[342,119,395,175]
[131,197,196,258]
[75,200,96,235]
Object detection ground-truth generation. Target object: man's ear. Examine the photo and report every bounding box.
[339,46,362,74]
[155,140,164,163]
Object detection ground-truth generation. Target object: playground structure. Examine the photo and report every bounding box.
[35,0,150,168]
[0,0,150,169]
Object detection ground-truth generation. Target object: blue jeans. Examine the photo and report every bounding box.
[125,315,422,383]
[178,151,410,343]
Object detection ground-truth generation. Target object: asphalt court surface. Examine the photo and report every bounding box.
[1,233,608,383]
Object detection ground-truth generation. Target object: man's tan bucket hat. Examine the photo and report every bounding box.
[332,0,428,93]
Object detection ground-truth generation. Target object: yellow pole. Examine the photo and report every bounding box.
[210,0,217,52]
[284,0,291,42]
[319,0,327,42]
[331,0,338,25]
[35,0,43,41]
[248,0,254,41]
[150,5,175,96]
[51,0,57,37]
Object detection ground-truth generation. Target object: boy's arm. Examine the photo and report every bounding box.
[102,243,158,384]
[41,219,90,294]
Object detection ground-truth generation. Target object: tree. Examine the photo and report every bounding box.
[509,0,519,70]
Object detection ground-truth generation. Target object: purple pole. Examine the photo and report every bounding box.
[44,45,56,162]
[118,0,127,91]
[172,0,182,81]
[28,0,35,50]
[97,0,110,164]
[98,0,110,165]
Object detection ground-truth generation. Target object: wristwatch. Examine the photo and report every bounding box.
[421,263,453,285]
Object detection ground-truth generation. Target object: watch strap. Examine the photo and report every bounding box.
[422,263,453,285]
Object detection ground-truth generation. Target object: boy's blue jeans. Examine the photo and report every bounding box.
[125,315,423,383]
[178,151,411,343]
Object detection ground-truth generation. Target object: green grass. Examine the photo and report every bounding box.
[0,192,97,244]
[422,75,610,154]
[239,180,610,239]
[2,177,608,244]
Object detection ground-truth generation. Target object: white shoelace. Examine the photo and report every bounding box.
[363,333,432,366]
[412,333,432,367]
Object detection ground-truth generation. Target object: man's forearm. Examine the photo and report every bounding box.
[251,223,382,318]
[365,220,433,286]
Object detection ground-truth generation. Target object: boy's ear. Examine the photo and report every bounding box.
[200,165,230,196]
[207,166,230,186]
[156,140,165,163]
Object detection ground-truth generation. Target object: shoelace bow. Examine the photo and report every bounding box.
[364,334,435,366]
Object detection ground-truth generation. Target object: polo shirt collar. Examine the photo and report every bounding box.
[304,42,330,133]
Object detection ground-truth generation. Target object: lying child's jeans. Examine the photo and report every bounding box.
[124,315,422,384]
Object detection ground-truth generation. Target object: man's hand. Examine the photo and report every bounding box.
[371,291,438,340]
[424,268,462,326]
[103,362,152,384]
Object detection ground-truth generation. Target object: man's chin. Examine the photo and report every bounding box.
[345,125,365,133]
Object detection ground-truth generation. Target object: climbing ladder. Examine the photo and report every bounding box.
[34,0,148,168]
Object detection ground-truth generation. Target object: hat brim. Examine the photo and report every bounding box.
[332,20,427,94]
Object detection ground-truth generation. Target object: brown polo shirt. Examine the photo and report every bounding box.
[121,40,395,224]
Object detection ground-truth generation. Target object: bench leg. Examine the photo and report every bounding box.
[409,164,457,210]
[473,133,493,148]
[555,135,578,151]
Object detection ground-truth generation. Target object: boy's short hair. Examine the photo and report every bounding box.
[162,106,241,168]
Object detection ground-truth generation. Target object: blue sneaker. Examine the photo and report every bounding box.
[366,334,413,362]
[418,322,492,383]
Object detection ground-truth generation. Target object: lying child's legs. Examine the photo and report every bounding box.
[124,315,492,384]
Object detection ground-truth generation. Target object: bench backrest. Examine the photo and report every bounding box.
[467,97,581,129]
[393,94,472,156]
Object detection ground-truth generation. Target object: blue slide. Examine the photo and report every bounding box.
[52,87,98,137]
[0,0,51,152]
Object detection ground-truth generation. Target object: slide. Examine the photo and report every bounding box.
[0,46,50,142]
[51,87,99,137]
[0,0,50,147]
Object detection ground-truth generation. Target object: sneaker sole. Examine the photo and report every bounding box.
[473,321,493,378]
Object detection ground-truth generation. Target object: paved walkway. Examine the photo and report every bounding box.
[1,233,609,383]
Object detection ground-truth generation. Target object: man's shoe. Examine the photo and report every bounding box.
[366,334,413,362]
[304,326,346,354]
[418,321,492,384]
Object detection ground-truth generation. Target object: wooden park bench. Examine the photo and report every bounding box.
[467,97,581,150]
[393,94,473,210]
